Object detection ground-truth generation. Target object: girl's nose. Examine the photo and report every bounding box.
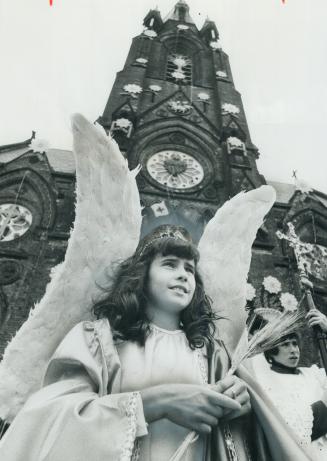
[177,272,187,281]
[177,267,188,281]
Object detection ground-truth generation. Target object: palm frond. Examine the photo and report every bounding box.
[228,310,306,375]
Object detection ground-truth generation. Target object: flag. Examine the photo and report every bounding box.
[151,201,169,217]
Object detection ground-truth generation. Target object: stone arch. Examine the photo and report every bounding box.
[0,168,57,236]
[288,208,327,247]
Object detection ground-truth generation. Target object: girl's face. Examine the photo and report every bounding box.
[146,253,196,317]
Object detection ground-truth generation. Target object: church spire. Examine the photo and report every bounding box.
[200,17,219,44]
[164,1,195,24]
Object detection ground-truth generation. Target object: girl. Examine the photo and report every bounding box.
[0,225,251,461]
[0,115,311,460]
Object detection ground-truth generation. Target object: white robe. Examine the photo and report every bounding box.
[0,319,148,461]
[0,319,208,461]
[0,319,317,461]
[253,355,327,461]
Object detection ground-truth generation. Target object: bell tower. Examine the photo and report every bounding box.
[98,1,265,241]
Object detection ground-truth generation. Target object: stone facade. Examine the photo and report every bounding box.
[0,1,326,365]
[0,144,74,354]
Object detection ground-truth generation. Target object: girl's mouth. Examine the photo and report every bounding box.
[170,285,188,294]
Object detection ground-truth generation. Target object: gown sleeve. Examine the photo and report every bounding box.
[309,365,327,441]
[0,319,148,461]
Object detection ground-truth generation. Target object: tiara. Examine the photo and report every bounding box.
[136,225,192,257]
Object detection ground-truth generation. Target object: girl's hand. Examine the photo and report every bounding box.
[140,384,240,434]
[306,309,327,332]
[214,375,251,420]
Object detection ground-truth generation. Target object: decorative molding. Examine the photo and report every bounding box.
[0,259,21,285]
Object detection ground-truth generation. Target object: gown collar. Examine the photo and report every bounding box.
[270,361,300,375]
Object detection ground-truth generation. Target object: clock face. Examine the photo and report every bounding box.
[146,150,204,189]
[0,204,33,242]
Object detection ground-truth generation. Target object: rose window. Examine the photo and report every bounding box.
[0,204,33,242]
[146,151,204,189]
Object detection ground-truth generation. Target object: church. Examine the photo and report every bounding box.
[0,1,326,364]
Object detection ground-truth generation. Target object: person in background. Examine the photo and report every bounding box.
[255,309,327,460]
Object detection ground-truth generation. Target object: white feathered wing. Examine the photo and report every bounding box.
[0,114,142,421]
[198,185,276,354]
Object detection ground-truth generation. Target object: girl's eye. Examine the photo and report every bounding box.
[186,266,195,274]
[164,261,175,267]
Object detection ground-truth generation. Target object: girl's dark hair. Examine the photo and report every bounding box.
[94,227,217,349]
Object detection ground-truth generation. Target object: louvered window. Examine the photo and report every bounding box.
[166,54,192,85]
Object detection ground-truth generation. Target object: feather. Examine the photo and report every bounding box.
[0,114,142,421]
[177,309,305,459]
[253,307,283,322]
[198,186,276,353]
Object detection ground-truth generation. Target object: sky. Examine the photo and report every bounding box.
[0,0,326,193]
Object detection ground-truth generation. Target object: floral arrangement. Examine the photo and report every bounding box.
[227,137,244,149]
[197,92,210,101]
[169,54,190,82]
[210,40,221,50]
[246,283,256,302]
[280,293,298,312]
[143,29,157,38]
[245,274,301,324]
[171,70,185,80]
[123,84,142,96]
[262,276,281,294]
[173,56,188,68]
[222,103,240,115]
[216,70,227,78]
[135,58,148,64]
[114,118,132,129]
[168,100,192,113]
[111,118,133,137]
[177,24,189,30]
[149,85,162,92]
